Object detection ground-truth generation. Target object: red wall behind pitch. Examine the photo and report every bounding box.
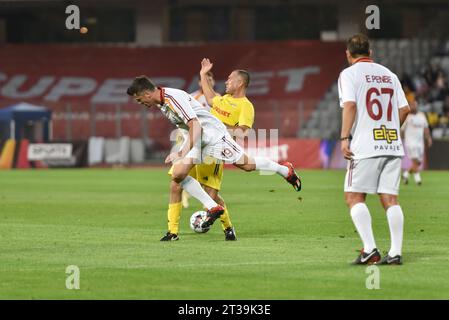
[0,41,346,142]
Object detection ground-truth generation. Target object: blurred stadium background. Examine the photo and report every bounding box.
[1,0,448,170]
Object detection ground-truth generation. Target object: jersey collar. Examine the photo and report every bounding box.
[158,87,165,105]
[352,57,373,64]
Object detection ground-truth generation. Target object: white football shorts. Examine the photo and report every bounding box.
[183,123,244,164]
[405,143,424,162]
[344,156,402,195]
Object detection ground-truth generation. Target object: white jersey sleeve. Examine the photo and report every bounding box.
[160,87,228,146]
[338,70,356,107]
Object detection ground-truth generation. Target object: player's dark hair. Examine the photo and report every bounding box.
[236,70,250,88]
[127,76,156,96]
[347,34,370,57]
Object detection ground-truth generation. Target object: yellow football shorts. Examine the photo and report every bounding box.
[168,157,223,191]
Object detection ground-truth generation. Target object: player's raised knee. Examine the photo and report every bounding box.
[172,171,188,183]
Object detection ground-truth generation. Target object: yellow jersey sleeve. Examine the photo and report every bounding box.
[238,101,255,128]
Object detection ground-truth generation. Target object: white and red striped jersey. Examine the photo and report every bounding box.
[158,87,225,141]
[338,57,409,159]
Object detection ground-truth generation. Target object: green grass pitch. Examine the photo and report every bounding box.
[0,168,448,299]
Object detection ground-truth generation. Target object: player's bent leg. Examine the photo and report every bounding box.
[169,164,195,208]
[204,186,233,235]
[233,154,301,191]
[171,160,196,183]
[181,166,197,208]
[213,193,231,229]
[195,161,235,238]
[203,186,236,240]
[172,159,224,229]
[233,153,256,171]
[216,194,236,241]
[205,135,301,190]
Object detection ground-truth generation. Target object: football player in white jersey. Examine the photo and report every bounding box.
[127,76,301,240]
[338,34,410,265]
[179,70,215,209]
[401,99,432,185]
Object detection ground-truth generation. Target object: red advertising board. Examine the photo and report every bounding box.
[0,41,346,141]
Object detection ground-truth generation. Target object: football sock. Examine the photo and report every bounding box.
[219,206,233,230]
[350,202,377,253]
[254,156,289,177]
[403,170,409,180]
[386,205,404,257]
[181,190,190,208]
[180,176,218,210]
[167,202,182,235]
[414,172,422,184]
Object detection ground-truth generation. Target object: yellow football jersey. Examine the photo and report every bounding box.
[211,94,255,128]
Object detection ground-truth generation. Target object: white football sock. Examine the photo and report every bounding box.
[414,172,421,184]
[403,171,409,180]
[386,205,404,257]
[254,156,289,177]
[350,203,377,253]
[180,176,217,210]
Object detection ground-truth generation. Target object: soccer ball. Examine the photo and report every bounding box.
[189,211,210,233]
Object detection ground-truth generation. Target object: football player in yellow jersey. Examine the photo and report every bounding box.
[165,62,257,241]
[197,59,255,237]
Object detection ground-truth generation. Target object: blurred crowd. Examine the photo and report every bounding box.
[401,61,449,138]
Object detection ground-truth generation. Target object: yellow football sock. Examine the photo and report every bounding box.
[167,202,182,235]
[220,206,233,230]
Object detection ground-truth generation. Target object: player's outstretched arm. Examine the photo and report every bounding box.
[200,58,220,106]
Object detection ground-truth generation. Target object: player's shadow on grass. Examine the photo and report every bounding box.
[178,232,226,242]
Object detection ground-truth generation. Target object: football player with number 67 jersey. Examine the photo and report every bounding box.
[338,34,410,265]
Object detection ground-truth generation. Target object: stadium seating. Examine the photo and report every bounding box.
[300,39,441,139]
